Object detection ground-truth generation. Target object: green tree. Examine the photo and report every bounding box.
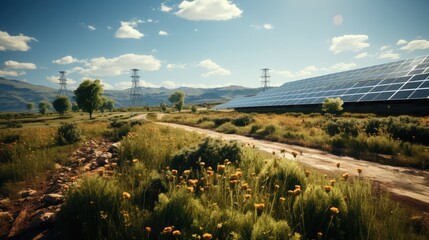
[74,79,104,119]
[71,102,79,112]
[26,102,34,112]
[99,97,114,114]
[106,98,114,112]
[38,101,51,115]
[322,97,344,114]
[191,105,197,113]
[160,102,167,113]
[53,96,71,115]
[168,91,185,113]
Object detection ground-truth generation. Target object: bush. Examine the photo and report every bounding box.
[233,115,254,127]
[213,117,232,126]
[170,138,242,172]
[249,124,262,134]
[5,121,23,128]
[364,118,383,135]
[1,134,20,144]
[324,120,359,137]
[57,123,81,145]
[325,121,341,136]
[259,124,277,137]
[309,112,322,117]
[217,122,238,134]
[251,214,294,240]
[292,185,347,239]
[385,116,429,145]
[322,97,344,113]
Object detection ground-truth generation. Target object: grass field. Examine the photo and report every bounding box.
[162,112,429,169]
[1,110,428,239]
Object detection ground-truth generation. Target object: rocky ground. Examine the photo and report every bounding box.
[0,139,120,239]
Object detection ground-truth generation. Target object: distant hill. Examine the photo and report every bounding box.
[0,77,259,112]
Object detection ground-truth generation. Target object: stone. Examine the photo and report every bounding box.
[0,198,10,209]
[54,163,62,170]
[30,212,55,229]
[18,189,37,198]
[108,142,121,153]
[0,211,13,222]
[96,156,109,166]
[43,194,64,205]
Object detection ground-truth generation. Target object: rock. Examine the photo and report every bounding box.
[18,189,37,198]
[30,212,55,229]
[96,156,109,166]
[0,211,13,222]
[54,163,62,170]
[0,198,10,209]
[43,194,64,205]
[108,142,121,153]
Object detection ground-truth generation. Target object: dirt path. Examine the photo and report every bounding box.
[157,122,429,210]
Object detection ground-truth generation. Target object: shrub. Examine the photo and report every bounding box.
[233,115,254,127]
[309,112,322,117]
[57,123,81,145]
[325,121,341,136]
[385,116,429,145]
[1,134,20,144]
[170,138,242,172]
[146,113,158,120]
[364,118,383,135]
[5,121,23,128]
[292,185,347,239]
[338,119,359,137]
[213,117,232,126]
[259,124,277,137]
[251,214,294,240]
[322,97,344,113]
[249,124,262,134]
[217,122,238,134]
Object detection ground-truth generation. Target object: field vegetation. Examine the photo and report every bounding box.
[57,123,427,239]
[163,112,429,169]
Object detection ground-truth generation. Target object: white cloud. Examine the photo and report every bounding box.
[197,59,231,77]
[176,0,242,21]
[273,66,318,79]
[78,53,161,77]
[378,51,400,60]
[329,62,357,71]
[329,34,370,54]
[379,45,390,51]
[181,83,229,88]
[333,15,343,26]
[4,60,36,69]
[251,23,274,30]
[355,52,369,59]
[52,55,81,65]
[400,39,429,52]
[46,75,76,84]
[167,63,186,71]
[161,3,173,12]
[0,70,25,77]
[0,31,37,51]
[114,81,132,89]
[87,25,96,31]
[115,21,144,39]
[162,80,176,88]
[396,39,408,45]
[159,30,169,36]
[107,26,112,30]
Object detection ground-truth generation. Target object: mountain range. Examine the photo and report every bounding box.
[0,77,259,112]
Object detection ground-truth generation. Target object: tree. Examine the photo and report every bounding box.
[99,97,115,114]
[168,91,185,113]
[26,102,34,112]
[191,105,197,113]
[74,79,104,119]
[160,103,167,113]
[72,102,79,112]
[53,96,71,115]
[322,97,344,114]
[38,101,51,115]
[106,98,114,112]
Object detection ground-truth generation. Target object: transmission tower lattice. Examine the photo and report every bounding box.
[57,71,69,98]
[130,69,143,106]
[260,68,270,91]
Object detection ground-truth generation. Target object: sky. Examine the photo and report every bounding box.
[1,0,429,90]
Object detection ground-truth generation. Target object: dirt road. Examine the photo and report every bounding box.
[157,122,429,210]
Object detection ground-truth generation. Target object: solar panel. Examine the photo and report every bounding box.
[214,55,429,109]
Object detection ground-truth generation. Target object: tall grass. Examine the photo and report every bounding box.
[58,123,427,239]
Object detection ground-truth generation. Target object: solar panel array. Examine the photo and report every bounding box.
[215,55,429,109]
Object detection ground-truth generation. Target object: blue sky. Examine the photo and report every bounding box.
[1,0,429,90]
